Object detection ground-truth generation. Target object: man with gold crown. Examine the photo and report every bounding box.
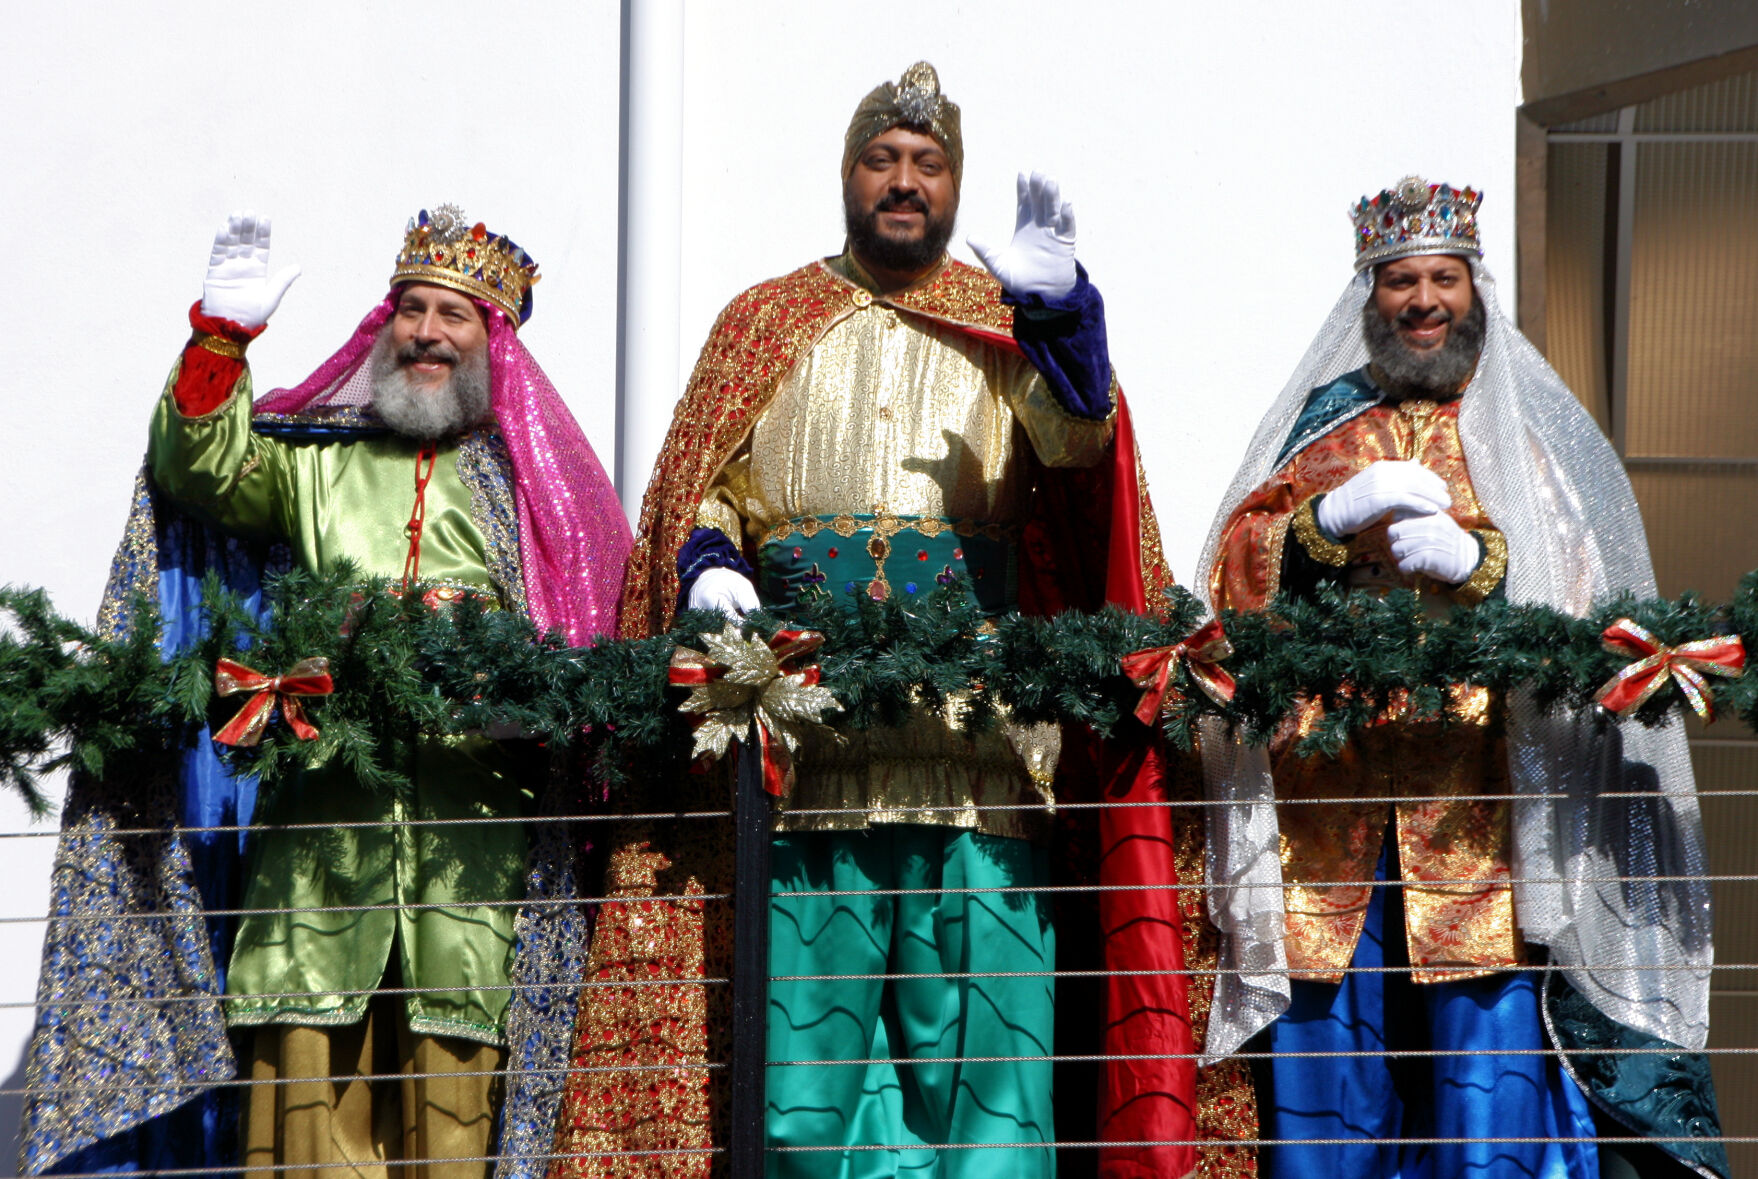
[17,209,629,1177]
[1199,177,1727,1177]
[542,61,1255,1179]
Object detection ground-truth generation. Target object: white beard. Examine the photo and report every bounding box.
[368,330,493,440]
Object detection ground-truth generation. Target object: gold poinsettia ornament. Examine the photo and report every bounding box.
[668,623,842,796]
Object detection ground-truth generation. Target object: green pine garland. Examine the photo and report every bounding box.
[1,564,1752,807]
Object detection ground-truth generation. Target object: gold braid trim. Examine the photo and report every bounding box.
[1453,527,1509,606]
[1291,496,1351,567]
[191,331,247,359]
[619,258,1015,639]
[619,254,1179,635]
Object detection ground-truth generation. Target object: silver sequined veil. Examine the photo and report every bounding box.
[1194,266,1712,1062]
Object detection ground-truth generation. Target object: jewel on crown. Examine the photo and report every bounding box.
[393,204,542,326]
[1350,175,1483,271]
[895,61,945,126]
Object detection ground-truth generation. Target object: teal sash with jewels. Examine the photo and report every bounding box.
[757,513,1017,614]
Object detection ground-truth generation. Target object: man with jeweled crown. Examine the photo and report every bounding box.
[17,208,629,1178]
[544,62,1254,1179]
[1199,176,1727,1177]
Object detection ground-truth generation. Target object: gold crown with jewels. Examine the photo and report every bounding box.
[1351,176,1482,271]
[391,204,540,326]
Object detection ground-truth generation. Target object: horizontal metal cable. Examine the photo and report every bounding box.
[14,967,1755,1020]
[11,784,1757,840]
[0,810,734,840]
[16,956,1757,1016]
[16,1040,1758,1103]
[0,976,733,1012]
[12,864,1753,928]
[3,1060,727,1101]
[37,1132,1758,1176]
[768,1135,1753,1150]
[20,1040,1758,1103]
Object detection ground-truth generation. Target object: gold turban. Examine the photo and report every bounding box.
[841,61,964,190]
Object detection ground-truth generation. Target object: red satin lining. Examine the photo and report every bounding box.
[173,300,267,417]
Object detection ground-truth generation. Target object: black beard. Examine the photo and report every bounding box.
[1361,294,1486,398]
[843,187,956,276]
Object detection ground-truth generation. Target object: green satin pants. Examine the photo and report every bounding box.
[766,827,1055,1179]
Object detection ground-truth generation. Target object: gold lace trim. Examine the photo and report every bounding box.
[1454,528,1509,606]
[1291,496,1350,567]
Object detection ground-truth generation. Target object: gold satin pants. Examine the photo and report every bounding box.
[242,994,505,1179]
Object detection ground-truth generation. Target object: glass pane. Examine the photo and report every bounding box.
[1544,143,1611,430]
[1628,465,1758,600]
[1553,111,1620,133]
[1634,70,1758,133]
[1626,142,1758,458]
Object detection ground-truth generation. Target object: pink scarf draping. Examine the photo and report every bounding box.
[254,297,630,644]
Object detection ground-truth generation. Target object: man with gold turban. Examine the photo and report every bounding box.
[1200,177,1726,1178]
[18,209,629,1178]
[546,62,1254,1179]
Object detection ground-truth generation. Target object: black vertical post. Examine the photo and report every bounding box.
[728,727,772,1178]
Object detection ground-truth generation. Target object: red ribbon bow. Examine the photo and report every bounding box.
[212,656,334,747]
[669,629,828,797]
[1593,619,1745,722]
[1120,618,1237,727]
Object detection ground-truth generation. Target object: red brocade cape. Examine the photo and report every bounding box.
[619,258,1254,1177]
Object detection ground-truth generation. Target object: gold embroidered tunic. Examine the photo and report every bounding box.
[696,253,1114,843]
[1211,382,1521,982]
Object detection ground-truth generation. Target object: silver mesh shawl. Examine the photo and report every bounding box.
[1194,267,1712,1062]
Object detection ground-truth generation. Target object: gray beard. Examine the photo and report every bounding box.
[368,331,493,441]
[1360,294,1486,399]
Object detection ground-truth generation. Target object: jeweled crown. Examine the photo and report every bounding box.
[392,204,540,326]
[1351,176,1482,271]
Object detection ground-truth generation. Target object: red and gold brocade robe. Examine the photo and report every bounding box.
[1210,381,1521,983]
[548,257,1255,1179]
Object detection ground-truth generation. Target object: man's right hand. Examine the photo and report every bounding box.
[687,567,760,618]
[201,212,301,328]
[1315,460,1453,538]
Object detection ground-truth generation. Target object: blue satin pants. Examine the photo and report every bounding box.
[1257,848,1599,1179]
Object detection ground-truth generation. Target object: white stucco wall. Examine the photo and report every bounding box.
[0,2,1520,1168]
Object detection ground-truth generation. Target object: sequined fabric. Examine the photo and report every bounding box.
[704,260,1111,545]
[19,768,234,1176]
[253,295,629,645]
[1197,272,1711,1056]
[459,430,529,619]
[1212,393,1520,982]
[20,487,239,1175]
[1170,759,1262,1179]
[1270,694,1521,982]
[494,760,594,1179]
[619,256,1018,640]
[581,252,1244,1175]
[547,772,735,1179]
[1210,393,1502,613]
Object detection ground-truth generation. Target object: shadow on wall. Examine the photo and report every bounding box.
[2,1044,27,1177]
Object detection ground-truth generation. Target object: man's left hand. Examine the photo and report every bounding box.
[1387,512,1479,585]
[968,171,1078,299]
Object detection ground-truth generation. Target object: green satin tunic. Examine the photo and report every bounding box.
[148,366,532,1045]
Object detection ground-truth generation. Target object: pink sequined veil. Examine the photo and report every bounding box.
[254,295,630,643]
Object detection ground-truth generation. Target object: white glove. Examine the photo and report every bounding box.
[1315,461,1453,538]
[967,171,1078,299]
[687,567,760,618]
[201,211,301,328]
[1387,512,1480,585]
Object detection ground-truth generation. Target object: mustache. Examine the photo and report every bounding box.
[397,339,461,366]
[874,191,929,215]
[1396,306,1454,328]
